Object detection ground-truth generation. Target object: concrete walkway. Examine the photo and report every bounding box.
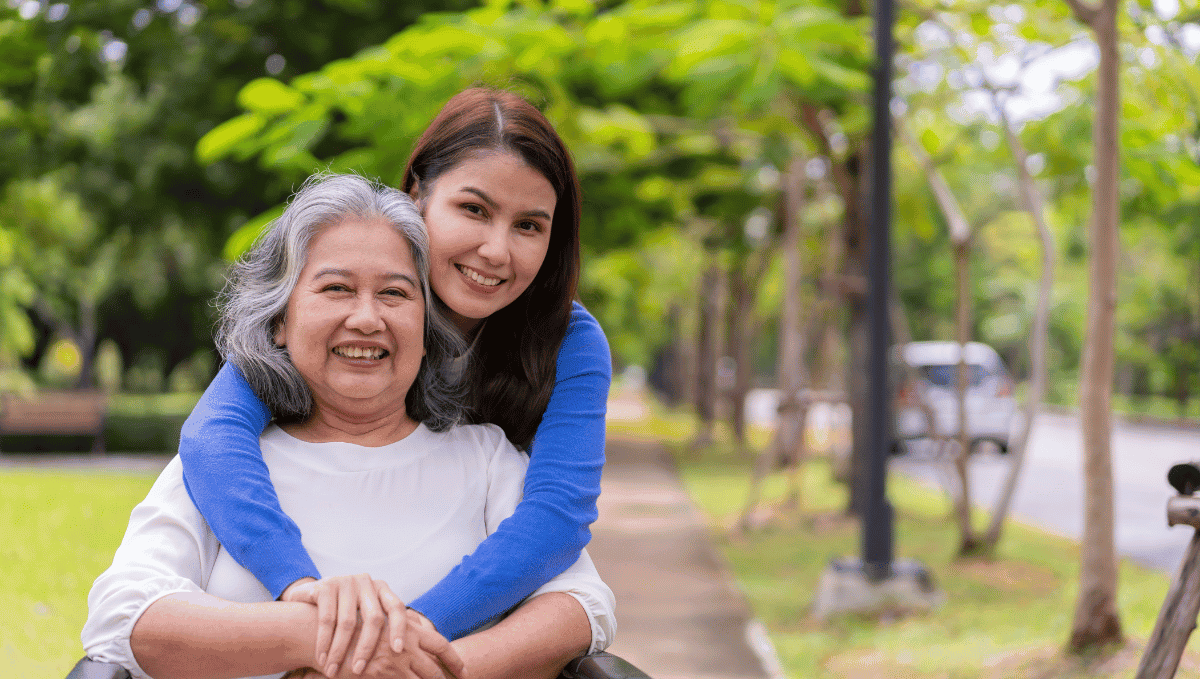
[589,436,777,679]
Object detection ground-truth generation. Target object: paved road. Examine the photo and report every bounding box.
[896,411,1200,573]
[745,389,1200,573]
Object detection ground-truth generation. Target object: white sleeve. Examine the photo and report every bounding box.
[81,457,220,679]
[483,427,617,654]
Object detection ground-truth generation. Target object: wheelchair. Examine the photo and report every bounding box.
[65,651,651,679]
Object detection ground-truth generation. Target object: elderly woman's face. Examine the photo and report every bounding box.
[274,217,425,419]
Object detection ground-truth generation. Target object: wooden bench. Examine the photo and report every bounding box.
[0,390,107,454]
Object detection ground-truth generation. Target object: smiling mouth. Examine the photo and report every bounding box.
[456,264,504,287]
[332,346,389,360]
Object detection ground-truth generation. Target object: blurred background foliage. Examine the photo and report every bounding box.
[0,0,1198,426]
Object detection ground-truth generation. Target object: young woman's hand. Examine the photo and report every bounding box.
[280,574,408,676]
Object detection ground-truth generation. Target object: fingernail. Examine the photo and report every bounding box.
[353,660,365,674]
[317,653,326,667]
[327,664,338,677]
[392,638,403,652]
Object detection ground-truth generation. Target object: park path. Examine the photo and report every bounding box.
[590,434,778,679]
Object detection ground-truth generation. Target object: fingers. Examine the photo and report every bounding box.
[324,576,360,677]
[408,611,463,679]
[400,618,450,679]
[406,647,449,679]
[375,580,408,653]
[313,579,340,671]
[348,574,387,675]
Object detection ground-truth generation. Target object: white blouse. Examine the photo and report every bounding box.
[82,422,616,679]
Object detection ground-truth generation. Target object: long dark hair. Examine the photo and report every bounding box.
[403,87,581,449]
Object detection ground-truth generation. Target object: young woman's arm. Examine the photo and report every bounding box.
[409,303,611,639]
[178,362,320,598]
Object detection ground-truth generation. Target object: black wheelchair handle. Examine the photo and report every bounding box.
[65,658,131,679]
[561,651,653,679]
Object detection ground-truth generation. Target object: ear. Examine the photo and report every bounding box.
[273,318,286,347]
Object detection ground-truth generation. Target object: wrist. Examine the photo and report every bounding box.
[407,606,437,632]
[278,600,322,668]
[279,576,317,602]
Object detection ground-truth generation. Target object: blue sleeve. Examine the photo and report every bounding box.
[178,362,321,598]
[408,303,610,639]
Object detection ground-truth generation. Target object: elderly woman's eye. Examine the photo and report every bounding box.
[383,288,415,299]
[323,284,350,293]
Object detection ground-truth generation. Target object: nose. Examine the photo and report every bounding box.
[476,223,510,267]
[345,292,385,334]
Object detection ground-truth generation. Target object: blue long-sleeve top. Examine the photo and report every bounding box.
[178,302,610,640]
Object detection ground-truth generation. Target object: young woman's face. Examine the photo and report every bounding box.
[418,151,556,333]
[275,217,425,421]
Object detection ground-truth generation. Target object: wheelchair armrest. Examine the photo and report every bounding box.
[65,658,131,679]
[560,651,651,679]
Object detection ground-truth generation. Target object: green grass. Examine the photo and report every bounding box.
[1,469,157,677]
[609,409,1200,679]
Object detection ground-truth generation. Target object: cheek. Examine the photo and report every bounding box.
[522,240,552,280]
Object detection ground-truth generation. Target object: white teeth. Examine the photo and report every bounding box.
[334,346,385,360]
[458,265,502,286]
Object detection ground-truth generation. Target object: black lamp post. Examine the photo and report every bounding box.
[862,0,896,582]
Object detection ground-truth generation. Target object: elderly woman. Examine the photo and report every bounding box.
[81,174,615,679]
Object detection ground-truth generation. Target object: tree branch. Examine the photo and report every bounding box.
[1063,0,1099,27]
[893,114,972,245]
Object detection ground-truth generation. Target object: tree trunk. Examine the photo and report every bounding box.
[1135,529,1200,679]
[75,298,97,390]
[726,264,753,447]
[693,262,724,449]
[740,160,807,530]
[1067,0,1124,652]
[953,241,980,553]
[896,115,979,550]
[983,119,1058,549]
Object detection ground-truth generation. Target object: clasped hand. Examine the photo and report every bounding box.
[281,574,464,679]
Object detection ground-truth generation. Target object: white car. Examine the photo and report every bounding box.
[894,341,1016,453]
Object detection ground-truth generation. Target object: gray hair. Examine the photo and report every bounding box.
[215,172,465,430]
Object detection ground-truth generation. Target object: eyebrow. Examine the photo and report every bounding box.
[460,186,552,222]
[313,268,418,286]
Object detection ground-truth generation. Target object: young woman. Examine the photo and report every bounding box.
[177,88,610,676]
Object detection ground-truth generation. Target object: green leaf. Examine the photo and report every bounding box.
[237,78,308,115]
[223,204,286,262]
[777,48,817,87]
[812,57,870,91]
[195,113,266,164]
[667,19,755,79]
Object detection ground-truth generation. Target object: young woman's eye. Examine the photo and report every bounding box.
[461,203,485,216]
[516,220,542,233]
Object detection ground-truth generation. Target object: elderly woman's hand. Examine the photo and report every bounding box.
[285,608,464,679]
[281,573,409,676]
